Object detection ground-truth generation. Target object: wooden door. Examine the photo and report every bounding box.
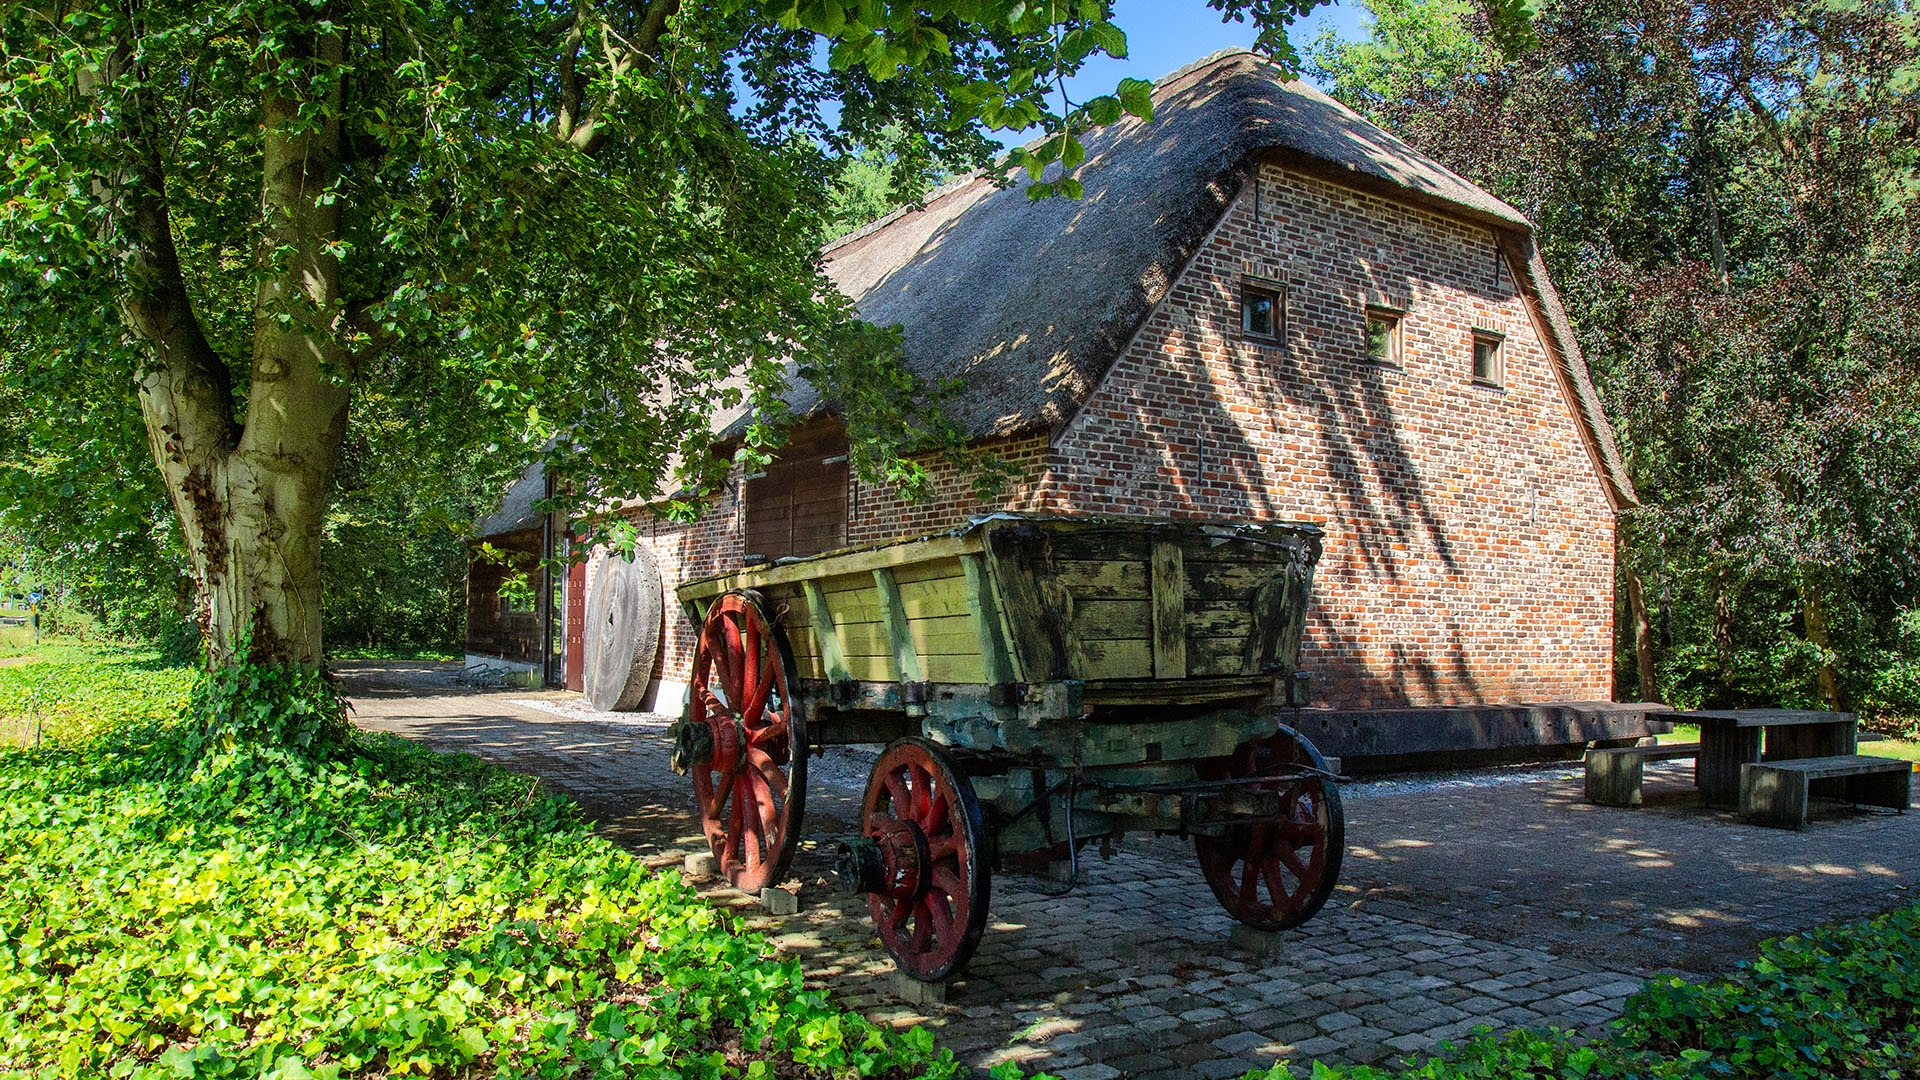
[565,556,587,692]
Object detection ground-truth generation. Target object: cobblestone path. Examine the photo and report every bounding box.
[342,662,1920,1079]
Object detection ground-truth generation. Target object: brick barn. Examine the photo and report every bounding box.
[467,49,1658,757]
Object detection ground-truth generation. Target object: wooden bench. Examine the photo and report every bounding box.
[1739,755,1912,830]
[1585,742,1701,807]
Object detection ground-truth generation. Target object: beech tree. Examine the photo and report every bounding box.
[2,1,1331,679]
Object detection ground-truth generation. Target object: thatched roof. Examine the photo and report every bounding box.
[474,459,547,539]
[725,48,1632,506]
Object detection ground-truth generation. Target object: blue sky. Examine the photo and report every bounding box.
[993,0,1372,145]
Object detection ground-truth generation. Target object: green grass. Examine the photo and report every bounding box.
[0,644,193,746]
[1653,722,1920,765]
[327,644,463,663]
[0,623,37,656]
[0,645,965,1079]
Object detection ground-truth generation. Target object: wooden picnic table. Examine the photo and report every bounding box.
[1679,709,1859,808]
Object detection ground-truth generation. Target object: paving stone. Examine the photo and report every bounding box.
[1314,1011,1362,1034]
[346,665,1920,1080]
[1213,1022,1274,1053]
[1054,1065,1121,1080]
[1385,1032,1438,1055]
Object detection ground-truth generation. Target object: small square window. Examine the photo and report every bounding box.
[1472,331,1504,386]
[1365,307,1402,366]
[1241,283,1282,340]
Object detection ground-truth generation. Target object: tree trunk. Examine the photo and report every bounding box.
[120,14,351,673]
[1625,568,1660,702]
[1798,573,1841,709]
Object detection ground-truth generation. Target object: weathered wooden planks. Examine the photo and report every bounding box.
[1150,539,1188,680]
[679,515,1322,699]
[961,553,1016,688]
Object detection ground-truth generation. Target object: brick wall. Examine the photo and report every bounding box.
[595,163,1616,710]
[1032,164,1615,706]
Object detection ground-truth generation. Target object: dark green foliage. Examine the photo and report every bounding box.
[0,648,971,1078]
[188,649,354,759]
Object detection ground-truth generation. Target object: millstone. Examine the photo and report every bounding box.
[584,546,663,711]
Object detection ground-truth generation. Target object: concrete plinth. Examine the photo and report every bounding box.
[683,852,717,880]
[888,970,947,1005]
[1229,924,1282,956]
[760,886,800,915]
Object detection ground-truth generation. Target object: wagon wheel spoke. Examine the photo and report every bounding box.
[747,747,790,800]
[751,773,782,848]
[739,650,779,736]
[925,886,956,940]
[922,787,951,834]
[724,787,746,869]
[860,738,990,984]
[1195,727,1343,933]
[884,771,911,818]
[910,899,934,954]
[1237,856,1260,913]
[684,593,806,895]
[927,835,958,864]
[1262,859,1296,909]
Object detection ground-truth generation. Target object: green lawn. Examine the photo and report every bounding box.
[327,644,463,663]
[1654,721,1920,764]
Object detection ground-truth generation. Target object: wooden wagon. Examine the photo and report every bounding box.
[667,513,1345,982]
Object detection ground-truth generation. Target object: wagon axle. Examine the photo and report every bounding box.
[831,821,928,900]
[667,719,714,776]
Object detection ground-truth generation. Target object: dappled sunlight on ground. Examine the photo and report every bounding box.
[341,662,1920,1079]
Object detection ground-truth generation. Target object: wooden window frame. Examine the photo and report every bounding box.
[1240,279,1284,343]
[1471,329,1505,388]
[1364,306,1404,368]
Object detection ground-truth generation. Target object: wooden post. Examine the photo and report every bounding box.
[1150,539,1187,680]
[872,567,927,715]
[800,580,852,686]
[1698,719,1762,807]
[960,553,1016,688]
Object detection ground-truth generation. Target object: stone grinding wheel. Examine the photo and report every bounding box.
[584,547,663,711]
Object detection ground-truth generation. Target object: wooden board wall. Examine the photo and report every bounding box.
[768,558,984,685]
[744,424,849,562]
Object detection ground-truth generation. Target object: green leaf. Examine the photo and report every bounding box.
[1118,77,1155,120]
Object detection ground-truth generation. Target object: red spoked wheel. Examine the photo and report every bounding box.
[854,737,991,983]
[682,591,806,893]
[1194,725,1343,931]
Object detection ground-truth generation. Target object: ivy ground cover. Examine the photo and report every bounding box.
[0,647,960,1079]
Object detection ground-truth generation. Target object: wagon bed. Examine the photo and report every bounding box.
[668,513,1345,981]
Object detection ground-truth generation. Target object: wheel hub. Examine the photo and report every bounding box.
[668,721,714,776]
[845,817,928,901]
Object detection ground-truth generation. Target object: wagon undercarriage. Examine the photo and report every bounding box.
[668,514,1346,982]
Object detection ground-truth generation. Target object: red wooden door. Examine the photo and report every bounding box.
[565,557,586,692]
